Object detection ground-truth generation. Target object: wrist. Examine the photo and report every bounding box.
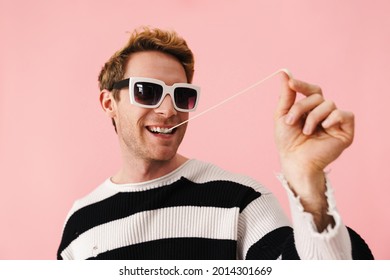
[280,160,326,197]
[280,164,335,232]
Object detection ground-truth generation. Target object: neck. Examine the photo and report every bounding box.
[111,154,188,184]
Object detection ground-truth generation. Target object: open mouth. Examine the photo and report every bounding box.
[146,126,176,135]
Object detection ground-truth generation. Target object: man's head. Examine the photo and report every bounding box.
[98,27,196,163]
[98,26,195,111]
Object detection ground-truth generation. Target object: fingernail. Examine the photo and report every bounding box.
[303,125,311,135]
[285,113,295,125]
[322,119,330,128]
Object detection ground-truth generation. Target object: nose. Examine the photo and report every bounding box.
[154,94,177,118]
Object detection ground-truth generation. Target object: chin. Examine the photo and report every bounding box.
[149,150,178,162]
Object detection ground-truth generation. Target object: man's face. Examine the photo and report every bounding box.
[113,51,189,163]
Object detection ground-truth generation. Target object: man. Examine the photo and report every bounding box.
[57,27,372,259]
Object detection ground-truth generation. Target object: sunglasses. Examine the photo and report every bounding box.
[112,77,200,112]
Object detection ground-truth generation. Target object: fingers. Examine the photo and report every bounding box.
[322,109,355,145]
[282,78,326,131]
[276,76,323,120]
[285,93,327,128]
[289,78,323,97]
[300,99,337,135]
[278,76,354,138]
[275,72,296,120]
[288,97,354,142]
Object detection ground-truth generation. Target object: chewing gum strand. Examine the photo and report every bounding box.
[169,68,292,131]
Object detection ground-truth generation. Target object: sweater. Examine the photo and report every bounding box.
[57,159,373,260]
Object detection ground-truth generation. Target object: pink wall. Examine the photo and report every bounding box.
[1,0,389,259]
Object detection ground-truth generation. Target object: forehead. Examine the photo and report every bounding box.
[125,51,187,83]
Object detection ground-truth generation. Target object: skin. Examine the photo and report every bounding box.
[275,73,354,232]
[100,51,190,183]
[101,50,355,233]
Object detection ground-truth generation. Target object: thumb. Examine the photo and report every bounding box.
[275,72,296,120]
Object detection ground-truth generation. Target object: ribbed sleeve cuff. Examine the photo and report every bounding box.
[277,173,352,259]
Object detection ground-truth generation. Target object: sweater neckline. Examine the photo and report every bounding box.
[105,159,195,192]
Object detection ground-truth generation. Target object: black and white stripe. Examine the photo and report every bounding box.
[58,160,291,259]
[57,159,373,260]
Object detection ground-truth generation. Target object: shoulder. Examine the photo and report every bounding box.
[64,179,117,221]
[183,159,272,195]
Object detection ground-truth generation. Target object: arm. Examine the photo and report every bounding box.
[274,73,354,232]
[274,73,356,259]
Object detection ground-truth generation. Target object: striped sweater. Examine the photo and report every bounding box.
[57,159,372,260]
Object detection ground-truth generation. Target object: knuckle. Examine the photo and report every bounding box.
[311,84,322,95]
[343,110,355,124]
[326,100,336,109]
[332,109,344,121]
[313,93,324,103]
[305,112,319,126]
[290,103,304,116]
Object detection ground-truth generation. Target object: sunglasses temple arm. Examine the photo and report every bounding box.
[169,68,292,131]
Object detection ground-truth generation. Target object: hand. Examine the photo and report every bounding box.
[275,73,354,179]
[274,73,354,230]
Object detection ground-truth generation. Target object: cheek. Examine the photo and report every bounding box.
[117,104,150,129]
[178,112,189,121]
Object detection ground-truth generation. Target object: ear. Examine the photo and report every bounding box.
[99,89,117,118]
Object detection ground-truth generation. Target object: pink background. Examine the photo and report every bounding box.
[1,0,389,259]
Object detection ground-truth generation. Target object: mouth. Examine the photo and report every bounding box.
[146,126,176,135]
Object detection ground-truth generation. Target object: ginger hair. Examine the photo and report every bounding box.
[98,26,195,132]
[98,26,194,99]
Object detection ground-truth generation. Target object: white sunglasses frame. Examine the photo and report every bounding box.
[127,77,200,112]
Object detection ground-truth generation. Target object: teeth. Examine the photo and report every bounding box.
[149,127,173,134]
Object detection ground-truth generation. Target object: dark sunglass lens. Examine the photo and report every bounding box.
[174,88,197,110]
[134,82,163,105]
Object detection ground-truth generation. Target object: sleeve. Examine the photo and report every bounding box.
[57,202,79,260]
[238,176,373,260]
[277,174,374,260]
